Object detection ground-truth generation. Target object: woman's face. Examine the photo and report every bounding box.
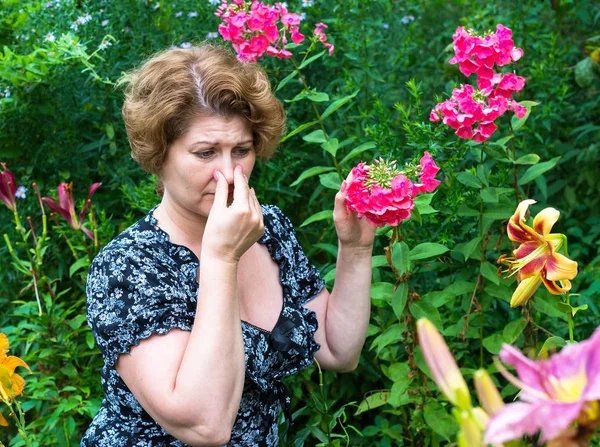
[160,114,256,218]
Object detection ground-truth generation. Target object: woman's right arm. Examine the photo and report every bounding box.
[116,166,264,446]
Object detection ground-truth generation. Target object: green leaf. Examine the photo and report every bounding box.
[371,282,394,305]
[482,333,504,354]
[511,100,539,132]
[321,89,360,120]
[483,144,510,161]
[299,210,333,227]
[480,261,500,285]
[476,164,490,187]
[69,257,90,278]
[370,323,403,353]
[409,243,449,261]
[276,69,298,92]
[514,154,541,165]
[518,156,561,185]
[538,336,567,356]
[575,57,598,88]
[556,302,589,317]
[307,91,329,102]
[290,166,335,187]
[389,375,413,408]
[298,50,326,69]
[392,283,408,319]
[423,402,459,442]
[319,172,341,190]
[456,171,483,189]
[339,142,376,165]
[503,319,525,343]
[302,129,327,144]
[371,255,388,268]
[480,187,499,203]
[392,241,410,275]
[321,138,339,156]
[483,206,514,221]
[409,300,442,331]
[280,120,318,143]
[355,390,390,415]
[457,205,479,217]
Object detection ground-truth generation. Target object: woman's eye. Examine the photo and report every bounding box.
[235,148,252,156]
[195,150,214,159]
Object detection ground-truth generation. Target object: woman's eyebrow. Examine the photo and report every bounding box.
[190,139,253,147]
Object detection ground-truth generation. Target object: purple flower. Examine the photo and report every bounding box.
[485,327,600,444]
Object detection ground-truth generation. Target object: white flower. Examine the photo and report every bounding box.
[45,32,56,42]
[70,23,79,31]
[208,0,221,5]
[15,186,27,199]
[98,40,112,50]
[180,42,192,48]
[206,32,219,39]
[175,11,183,17]
[300,12,306,21]
[153,3,160,9]
[400,15,415,24]
[101,19,109,27]
[301,0,313,6]
[188,11,198,17]
[382,23,389,29]
[280,2,288,8]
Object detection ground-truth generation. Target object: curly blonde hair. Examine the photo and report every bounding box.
[120,43,286,179]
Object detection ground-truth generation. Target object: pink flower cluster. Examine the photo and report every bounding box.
[313,22,334,55]
[345,152,440,227]
[215,0,333,63]
[430,25,527,142]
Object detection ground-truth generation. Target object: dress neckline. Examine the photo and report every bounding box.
[145,205,287,335]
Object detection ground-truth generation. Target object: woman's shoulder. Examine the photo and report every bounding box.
[89,207,167,272]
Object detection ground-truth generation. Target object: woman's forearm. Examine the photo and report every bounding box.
[325,243,373,369]
[170,255,246,438]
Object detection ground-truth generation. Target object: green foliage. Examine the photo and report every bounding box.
[1,0,599,446]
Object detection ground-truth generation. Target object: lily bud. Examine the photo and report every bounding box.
[474,369,505,417]
[417,318,472,411]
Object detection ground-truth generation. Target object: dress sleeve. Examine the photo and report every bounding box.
[85,247,194,367]
[265,205,325,306]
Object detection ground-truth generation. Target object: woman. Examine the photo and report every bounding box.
[83,44,375,446]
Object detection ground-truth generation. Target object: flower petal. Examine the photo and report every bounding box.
[42,197,73,224]
[499,344,547,396]
[0,333,8,363]
[0,411,7,426]
[11,373,24,396]
[474,369,505,416]
[79,182,102,223]
[484,401,543,443]
[541,277,571,295]
[545,252,578,281]
[417,318,471,409]
[507,199,540,244]
[2,356,31,375]
[510,275,542,307]
[533,207,560,237]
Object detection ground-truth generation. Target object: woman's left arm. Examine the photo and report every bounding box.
[304,175,376,372]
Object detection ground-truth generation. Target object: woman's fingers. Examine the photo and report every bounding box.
[212,170,229,208]
[232,165,249,206]
[249,188,264,229]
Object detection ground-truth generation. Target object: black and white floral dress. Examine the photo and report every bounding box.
[82,204,324,446]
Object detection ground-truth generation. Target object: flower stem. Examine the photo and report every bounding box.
[566,292,574,343]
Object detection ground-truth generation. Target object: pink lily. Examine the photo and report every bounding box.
[485,326,600,444]
[42,182,101,240]
[500,199,578,307]
[0,163,17,211]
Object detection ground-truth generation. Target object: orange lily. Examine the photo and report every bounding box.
[0,411,6,426]
[502,199,578,307]
[0,333,31,403]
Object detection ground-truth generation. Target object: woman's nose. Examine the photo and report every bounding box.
[218,157,236,185]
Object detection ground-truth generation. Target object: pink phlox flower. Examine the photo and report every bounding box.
[485,326,600,445]
[345,157,441,228]
[449,24,524,79]
[412,151,441,195]
[281,12,301,26]
[42,182,101,240]
[324,42,334,55]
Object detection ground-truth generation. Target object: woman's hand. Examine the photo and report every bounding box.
[202,165,264,264]
[333,172,376,250]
